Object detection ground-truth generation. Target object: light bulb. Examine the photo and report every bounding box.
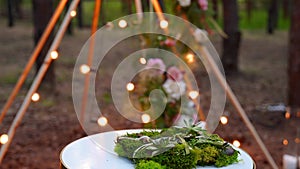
[185,53,194,63]
[282,139,289,145]
[126,83,135,91]
[232,140,241,148]
[220,116,228,125]
[97,117,108,126]
[0,134,8,144]
[118,20,127,28]
[139,57,147,65]
[31,92,40,102]
[189,91,199,99]
[50,50,58,60]
[160,20,168,29]
[80,64,90,74]
[141,114,151,123]
[70,10,77,17]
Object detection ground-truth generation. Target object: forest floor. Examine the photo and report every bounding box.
[0,19,297,169]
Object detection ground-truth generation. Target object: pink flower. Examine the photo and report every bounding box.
[146,58,166,74]
[166,66,184,81]
[164,39,176,47]
[198,0,208,11]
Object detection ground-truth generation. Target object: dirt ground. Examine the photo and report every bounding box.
[0,18,295,169]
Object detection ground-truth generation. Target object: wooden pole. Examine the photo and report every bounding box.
[135,0,143,22]
[0,0,68,125]
[0,0,80,163]
[80,0,101,123]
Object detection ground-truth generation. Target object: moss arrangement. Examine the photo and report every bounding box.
[114,123,239,169]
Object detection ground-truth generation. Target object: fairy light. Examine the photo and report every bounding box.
[295,138,300,144]
[185,53,195,63]
[31,92,40,102]
[70,10,77,17]
[50,50,59,60]
[189,91,199,99]
[220,116,228,125]
[232,140,241,148]
[80,64,90,74]
[126,83,135,91]
[141,114,151,123]
[118,20,127,28]
[285,112,291,119]
[97,116,108,126]
[159,20,168,29]
[282,139,289,146]
[139,57,147,65]
[0,134,8,145]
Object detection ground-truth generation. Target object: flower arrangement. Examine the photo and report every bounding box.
[130,58,198,128]
[175,0,226,37]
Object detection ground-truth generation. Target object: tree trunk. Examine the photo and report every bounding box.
[7,0,14,27]
[122,0,132,15]
[77,1,83,28]
[246,0,253,21]
[288,0,300,107]
[282,0,291,18]
[32,0,55,89]
[267,0,279,34]
[221,0,241,74]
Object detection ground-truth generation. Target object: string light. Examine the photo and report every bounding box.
[31,92,40,102]
[159,20,168,29]
[70,10,77,17]
[80,64,90,74]
[295,138,300,144]
[139,57,147,65]
[189,91,199,99]
[141,114,151,123]
[50,50,59,60]
[232,140,241,148]
[185,53,195,63]
[97,116,108,126]
[220,116,228,125]
[285,112,291,119]
[118,20,127,28]
[126,83,135,91]
[282,139,289,146]
[0,134,8,145]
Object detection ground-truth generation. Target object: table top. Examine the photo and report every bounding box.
[60,129,255,169]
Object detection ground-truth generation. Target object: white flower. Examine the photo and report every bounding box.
[193,28,208,43]
[177,0,191,7]
[163,79,186,101]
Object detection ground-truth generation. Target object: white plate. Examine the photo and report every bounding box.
[61,129,254,169]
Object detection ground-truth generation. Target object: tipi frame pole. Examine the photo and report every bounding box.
[0,0,69,125]
[0,0,81,163]
[79,0,102,123]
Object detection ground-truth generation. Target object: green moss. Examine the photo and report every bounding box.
[135,160,166,169]
[114,138,144,158]
[195,144,220,166]
[215,150,239,167]
[150,144,198,169]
